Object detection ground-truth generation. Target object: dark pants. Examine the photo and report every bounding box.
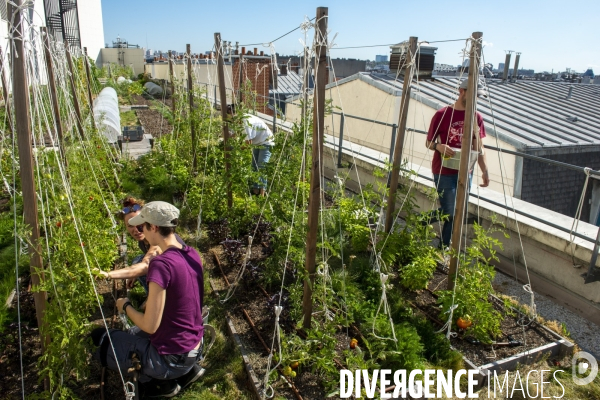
[433,173,472,247]
[131,254,149,293]
[93,326,202,383]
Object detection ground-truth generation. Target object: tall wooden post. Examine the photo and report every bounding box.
[0,46,13,137]
[215,33,232,209]
[41,28,66,159]
[301,47,310,181]
[64,42,85,139]
[83,47,95,130]
[9,0,49,380]
[237,52,244,105]
[186,44,197,171]
[168,50,175,115]
[302,6,328,329]
[384,37,418,233]
[447,32,483,290]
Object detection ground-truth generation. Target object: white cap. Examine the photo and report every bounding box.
[128,201,179,227]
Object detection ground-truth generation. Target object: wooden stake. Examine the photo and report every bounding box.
[302,6,328,329]
[41,28,66,159]
[237,52,244,105]
[215,33,232,209]
[301,47,309,181]
[447,32,483,290]
[64,42,85,139]
[186,44,197,171]
[0,46,13,137]
[168,50,175,115]
[384,37,418,233]
[9,0,49,388]
[83,47,96,130]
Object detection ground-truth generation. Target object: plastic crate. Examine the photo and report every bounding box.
[122,126,144,142]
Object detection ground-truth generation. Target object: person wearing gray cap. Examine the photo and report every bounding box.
[425,79,490,248]
[92,201,205,397]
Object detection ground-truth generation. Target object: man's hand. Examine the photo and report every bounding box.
[480,170,490,187]
[142,245,162,265]
[116,297,130,313]
[94,269,110,280]
[126,278,136,289]
[437,144,455,158]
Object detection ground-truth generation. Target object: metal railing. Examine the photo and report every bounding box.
[192,82,600,280]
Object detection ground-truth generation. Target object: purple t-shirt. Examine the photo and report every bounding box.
[147,245,204,355]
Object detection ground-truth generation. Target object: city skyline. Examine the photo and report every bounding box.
[102,0,599,74]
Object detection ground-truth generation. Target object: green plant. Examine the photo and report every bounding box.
[437,219,508,343]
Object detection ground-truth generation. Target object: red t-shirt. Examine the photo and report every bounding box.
[426,107,486,175]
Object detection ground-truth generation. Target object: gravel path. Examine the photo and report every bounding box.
[493,270,600,359]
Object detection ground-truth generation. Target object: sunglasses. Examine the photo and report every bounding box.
[122,204,142,214]
[135,224,145,233]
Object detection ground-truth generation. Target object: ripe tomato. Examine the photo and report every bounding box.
[350,338,358,349]
[290,361,299,370]
[56,221,62,228]
[89,196,94,201]
[457,317,472,329]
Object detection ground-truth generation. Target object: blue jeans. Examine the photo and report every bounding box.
[433,174,472,247]
[251,145,272,191]
[131,254,149,293]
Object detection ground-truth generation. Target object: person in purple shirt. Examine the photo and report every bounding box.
[92,201,204,398]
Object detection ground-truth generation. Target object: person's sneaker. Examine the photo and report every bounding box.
[141,378,180,398]
[176,364,206,391]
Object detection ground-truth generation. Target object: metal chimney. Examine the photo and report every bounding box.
[502,51,513,82]
[567,86,573,99]
[512,52,521,82]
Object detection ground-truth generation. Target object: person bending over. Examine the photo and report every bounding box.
[92,201,204,398]
[226,104,275,196]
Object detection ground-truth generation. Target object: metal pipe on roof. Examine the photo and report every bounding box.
[503,51,513,82]
[512,52,521,82]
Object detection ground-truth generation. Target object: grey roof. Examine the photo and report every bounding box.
[314,72,600,150]
[270,71,313,97]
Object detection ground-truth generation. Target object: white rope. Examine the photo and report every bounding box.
[568,167,591,267]
[261,305,283,399]
[436,304,459,339]
[371,272,398,344]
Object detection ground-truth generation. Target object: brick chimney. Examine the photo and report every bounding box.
[280,64,288,76]
[232,50,275,116]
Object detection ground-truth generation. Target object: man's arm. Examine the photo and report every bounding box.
[475,137,489,187]
[97,245,160,280]
[117,281,165,334]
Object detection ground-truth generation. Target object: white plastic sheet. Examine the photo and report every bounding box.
[93,87,121,143]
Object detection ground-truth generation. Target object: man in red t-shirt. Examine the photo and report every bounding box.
[425,79,490,247]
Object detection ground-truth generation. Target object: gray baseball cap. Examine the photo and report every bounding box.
[128,201,179,227]
[459,79,488,97]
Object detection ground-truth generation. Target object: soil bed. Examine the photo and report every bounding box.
[131,95,173,137]
[206,241,329,400]
[414,268,563,367]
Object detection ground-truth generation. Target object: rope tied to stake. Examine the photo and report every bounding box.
[262,305,283,400]
[371,273,398,344]
[436,304,458,339]
[124,381,136,400]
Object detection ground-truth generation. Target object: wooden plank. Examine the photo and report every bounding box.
[448,32,483,289]
[385,36,417,233]
[302,6,328,329]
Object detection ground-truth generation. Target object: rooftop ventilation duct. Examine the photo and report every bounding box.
[389,41,437,79]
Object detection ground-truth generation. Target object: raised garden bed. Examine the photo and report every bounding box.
[414,268,574,388]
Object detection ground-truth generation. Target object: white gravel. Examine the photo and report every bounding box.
[493,270,600,359]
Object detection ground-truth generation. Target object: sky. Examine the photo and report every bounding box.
[101,0,599,74]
